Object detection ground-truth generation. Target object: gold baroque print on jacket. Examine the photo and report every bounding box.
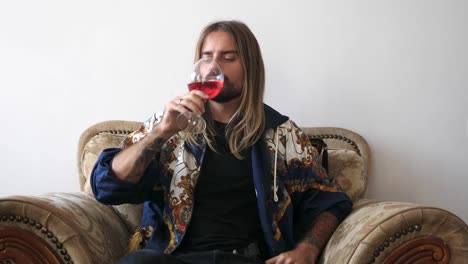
[159,137,180,175]
[264,122,292,241]
[167,141,200,236]
[294,124,313,155]
[264,120,343,241]
[122,111,164,149]
[163,212,176,253]
[125,115,203,251]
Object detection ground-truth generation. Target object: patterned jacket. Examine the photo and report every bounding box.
[91,104,352,257]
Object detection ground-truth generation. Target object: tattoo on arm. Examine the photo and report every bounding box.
[126,137,165,182]
[301,211,339,252]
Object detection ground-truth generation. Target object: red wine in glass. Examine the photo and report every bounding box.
[176,58,224,134]
[187,80,224,100]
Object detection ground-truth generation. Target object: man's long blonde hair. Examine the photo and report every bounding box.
[192,20,265,159]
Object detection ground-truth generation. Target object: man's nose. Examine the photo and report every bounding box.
[208,58,223,72]
[211,54,224,66]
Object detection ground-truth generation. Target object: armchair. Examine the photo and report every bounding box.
[1,121,466,264]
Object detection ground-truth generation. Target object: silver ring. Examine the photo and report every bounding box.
[178,98,183,105]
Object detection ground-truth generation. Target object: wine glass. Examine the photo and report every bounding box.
[176,58,224,134]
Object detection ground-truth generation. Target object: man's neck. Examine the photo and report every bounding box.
[208,99,241,123]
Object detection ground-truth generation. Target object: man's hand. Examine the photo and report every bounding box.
[265,242,319,264]
[159,90,209,135]
[265,212,340,264]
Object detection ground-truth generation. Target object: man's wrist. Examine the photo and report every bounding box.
[148,125,173,142]
[296,239,320,255]
[299,211,339,257]
[296,241,320,258]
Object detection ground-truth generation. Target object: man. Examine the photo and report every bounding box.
[91,20,352,264]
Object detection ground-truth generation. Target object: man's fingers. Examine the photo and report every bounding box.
[266,253,297,264]
[265,256,278,264]
[190,89,210,99]
[177,97,204,115]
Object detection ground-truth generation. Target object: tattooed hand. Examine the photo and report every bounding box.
[265,212,339,264]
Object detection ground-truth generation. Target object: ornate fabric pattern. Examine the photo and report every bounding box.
[81,132,143,231]
[122,112,164,149]
[327,149,365,201]
[263,121,344,242]
[320,200,468,263]
[0,193,129,264]
[120,118,203,253]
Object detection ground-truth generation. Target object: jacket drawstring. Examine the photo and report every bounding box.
[273,127,279,202]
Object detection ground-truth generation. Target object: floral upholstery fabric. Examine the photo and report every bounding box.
[0,193,130,264]
[327,149,365,202]
[80,132,143,232]
[80,132,127,195]
[321,199,468,263]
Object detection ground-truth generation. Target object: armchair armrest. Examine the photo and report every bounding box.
[0,192,131,264]
[321,199,468,264]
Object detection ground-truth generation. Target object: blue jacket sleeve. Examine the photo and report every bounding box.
[293,189,352,226]
[285,122,353,233]
[90,148,160,205]
[291,180,353,238]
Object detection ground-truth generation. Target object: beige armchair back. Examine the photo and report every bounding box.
[77,121,371,233]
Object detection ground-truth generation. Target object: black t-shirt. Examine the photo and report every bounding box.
[176,121,265,254]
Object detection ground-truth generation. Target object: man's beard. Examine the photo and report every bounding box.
[211,77,242,103]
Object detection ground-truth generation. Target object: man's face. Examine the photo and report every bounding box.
[201,31,244,103]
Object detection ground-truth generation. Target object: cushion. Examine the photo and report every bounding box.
[328,149,365,201]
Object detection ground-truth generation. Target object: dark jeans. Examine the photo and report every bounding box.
[118,249,264,264]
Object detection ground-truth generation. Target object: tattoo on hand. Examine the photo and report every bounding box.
[301,212,339,252]
[127,137,165,181]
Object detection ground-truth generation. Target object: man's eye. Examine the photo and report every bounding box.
[224,57,235,62]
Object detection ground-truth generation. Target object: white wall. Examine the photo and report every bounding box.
[1,1,467,221]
